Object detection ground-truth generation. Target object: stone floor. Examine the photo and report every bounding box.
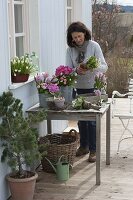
[33,98,133,200]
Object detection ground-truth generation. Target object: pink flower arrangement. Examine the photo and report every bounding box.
[34,72,60,96]
[55,65,77,86]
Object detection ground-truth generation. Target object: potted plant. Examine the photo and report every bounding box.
[54,96,65,109]
[94,72,107,94]
[80,56,100,70]
[94,72,107,105]
[34,72,60,108]
[0,91,46,200]
[11,52,38,83]
[54,65,77,103]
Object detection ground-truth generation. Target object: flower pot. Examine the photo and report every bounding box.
[6,171,38,200]
[11,73,29,83]
[46,97,55,109]
[54,98,65,108]
[60,86,73,103]
[39,93,53,108]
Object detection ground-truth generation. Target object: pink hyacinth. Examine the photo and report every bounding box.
[94,89,101,96]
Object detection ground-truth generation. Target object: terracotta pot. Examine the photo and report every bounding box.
[11,74,29,83]
[6,171,38,200]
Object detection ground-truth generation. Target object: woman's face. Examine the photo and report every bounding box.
[71,32,85,46]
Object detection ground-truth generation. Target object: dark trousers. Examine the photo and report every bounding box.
[76,89,96,152]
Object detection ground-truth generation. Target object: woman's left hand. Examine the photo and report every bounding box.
[76,65,88,75]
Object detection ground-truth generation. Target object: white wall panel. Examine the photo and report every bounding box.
[0,0,10,94]
[29,0,40,56]
[39,0,66,74]
[73,0,92,31]
[82,0,92,31]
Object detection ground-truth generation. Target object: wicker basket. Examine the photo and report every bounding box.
[39,129,78,173]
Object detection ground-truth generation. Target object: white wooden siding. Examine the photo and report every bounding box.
[29,0,40,56]
[0,0,10,93]
[73,0,92,30]
[39,0,66,74]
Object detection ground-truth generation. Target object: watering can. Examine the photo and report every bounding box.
[45,155,69,181]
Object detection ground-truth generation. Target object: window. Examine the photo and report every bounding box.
[66,0,73,28]
[8,0,29,58]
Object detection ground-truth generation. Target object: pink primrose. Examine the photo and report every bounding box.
[55,65,73,76]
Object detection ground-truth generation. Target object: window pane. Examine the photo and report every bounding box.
[16,37,24,57]
[14,4,23,33]
[67,10,71,27]
[67,0,71,6]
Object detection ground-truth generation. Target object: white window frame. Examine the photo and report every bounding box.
[8,0,30,59]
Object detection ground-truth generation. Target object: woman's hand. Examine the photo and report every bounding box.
[76,65,88,75]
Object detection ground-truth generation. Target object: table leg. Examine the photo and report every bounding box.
[106,104,111,165]
[47,120,52,134]
[96,114,101,185]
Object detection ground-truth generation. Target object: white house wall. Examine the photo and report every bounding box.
[29,0,40,58]
[39,0,66,73]
[0,0,10,94]
[73,0,92,31]
[82,0,92,30]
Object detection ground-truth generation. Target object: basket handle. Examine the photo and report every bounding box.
[69,129,79,140]
[69,129,77,134]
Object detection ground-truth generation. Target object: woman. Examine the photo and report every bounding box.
[66,21,108,162]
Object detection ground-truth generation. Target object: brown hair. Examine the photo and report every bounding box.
[67,21,91,47]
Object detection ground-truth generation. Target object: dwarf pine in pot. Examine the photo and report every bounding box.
[0,91,46,178]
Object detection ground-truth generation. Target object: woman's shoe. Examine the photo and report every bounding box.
[88,151,96,162]
[76,147,89,157]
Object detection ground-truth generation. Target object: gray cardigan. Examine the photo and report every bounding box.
[65,40,108,89]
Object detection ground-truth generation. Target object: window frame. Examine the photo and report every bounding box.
[8,0,30,59]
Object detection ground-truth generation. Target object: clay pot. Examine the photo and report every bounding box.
[6,171,38,200]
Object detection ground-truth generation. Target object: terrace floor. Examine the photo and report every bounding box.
[34,98,133,200]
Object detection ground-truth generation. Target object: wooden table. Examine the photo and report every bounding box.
[27,101,111,185]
